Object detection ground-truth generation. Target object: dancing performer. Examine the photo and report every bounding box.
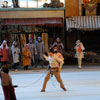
[41,49,67,92]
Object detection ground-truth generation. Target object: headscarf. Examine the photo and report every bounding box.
[23,44,29,51]
[75,40,80,45]
[11,41,18,53]
[75,40,85,51]
[37,36,42,42]
[0,40,9,49]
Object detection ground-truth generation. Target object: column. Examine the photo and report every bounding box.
[65,0,79,16]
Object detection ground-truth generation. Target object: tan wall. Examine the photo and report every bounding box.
[65,0,79,17]
[0,10,64,19]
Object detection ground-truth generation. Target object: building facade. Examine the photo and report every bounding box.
[0,0,100,52]
[0,8,64,53]
[65,0,100,51]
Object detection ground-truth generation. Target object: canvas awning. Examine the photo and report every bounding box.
[66,16,100,31]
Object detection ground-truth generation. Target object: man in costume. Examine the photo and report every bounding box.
[28,38,37,68]
[41,49,67,92]
[0,65,17,100]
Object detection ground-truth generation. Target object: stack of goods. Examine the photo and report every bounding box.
[43,0,64,8]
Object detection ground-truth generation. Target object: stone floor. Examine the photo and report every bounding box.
[0,65,100,100]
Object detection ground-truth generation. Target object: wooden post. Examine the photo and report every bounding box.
[0,0,2,8]
[37,0,38,8]
[0,19,3,44]
[65,0,79,16]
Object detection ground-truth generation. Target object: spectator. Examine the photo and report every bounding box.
[11,41,20,71]
[28,38,37,68]
[23,44,31,70]
[0,40,10,66]
[35,37,45,67]
[74,40,85,69]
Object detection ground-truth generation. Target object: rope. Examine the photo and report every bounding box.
[49,67,56,88]
[50,77,56,88]
[19,69,49,88]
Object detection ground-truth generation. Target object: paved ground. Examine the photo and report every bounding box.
[0,65,100,100]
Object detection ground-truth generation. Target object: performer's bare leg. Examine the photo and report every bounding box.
[78,58,82,69]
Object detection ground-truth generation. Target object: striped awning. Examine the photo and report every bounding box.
[66,16,100,31]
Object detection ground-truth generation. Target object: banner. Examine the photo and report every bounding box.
[83,0,99,4]
[85,4,97,15]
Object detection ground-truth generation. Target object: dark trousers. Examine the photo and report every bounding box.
[2,86,17,100]
[1,61,8,66]
[35,57,44,67]
[13,63,19,70]
[24,65,28,70]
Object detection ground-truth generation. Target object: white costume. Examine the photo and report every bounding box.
[11,41,20,64]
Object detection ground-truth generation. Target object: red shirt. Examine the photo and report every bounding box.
[78,45,82,52]
[0,48,9,62]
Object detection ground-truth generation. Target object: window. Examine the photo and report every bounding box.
[1,0,13,8]
[0,0,65,8]
[19,0,50,8]
[19,0,65,8]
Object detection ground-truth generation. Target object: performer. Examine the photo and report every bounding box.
[53,46,64,71]
[28,38,37,68]
[23,44,31,70]
[11,41,20,71]
[52,37,64,54]
[74,40,85,69]
[0,40,10,66]
[41,49,67,92]
[0,65,17,100]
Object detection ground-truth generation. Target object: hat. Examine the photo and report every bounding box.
[3,40,7,44]
[2,67,9,74]
[29,38,33,41]
[49,48,54,53]
[38,36,41,39]
[76,40,80,44]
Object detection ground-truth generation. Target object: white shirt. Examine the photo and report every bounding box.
[44,54,63,68]
[11,47,20,63]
